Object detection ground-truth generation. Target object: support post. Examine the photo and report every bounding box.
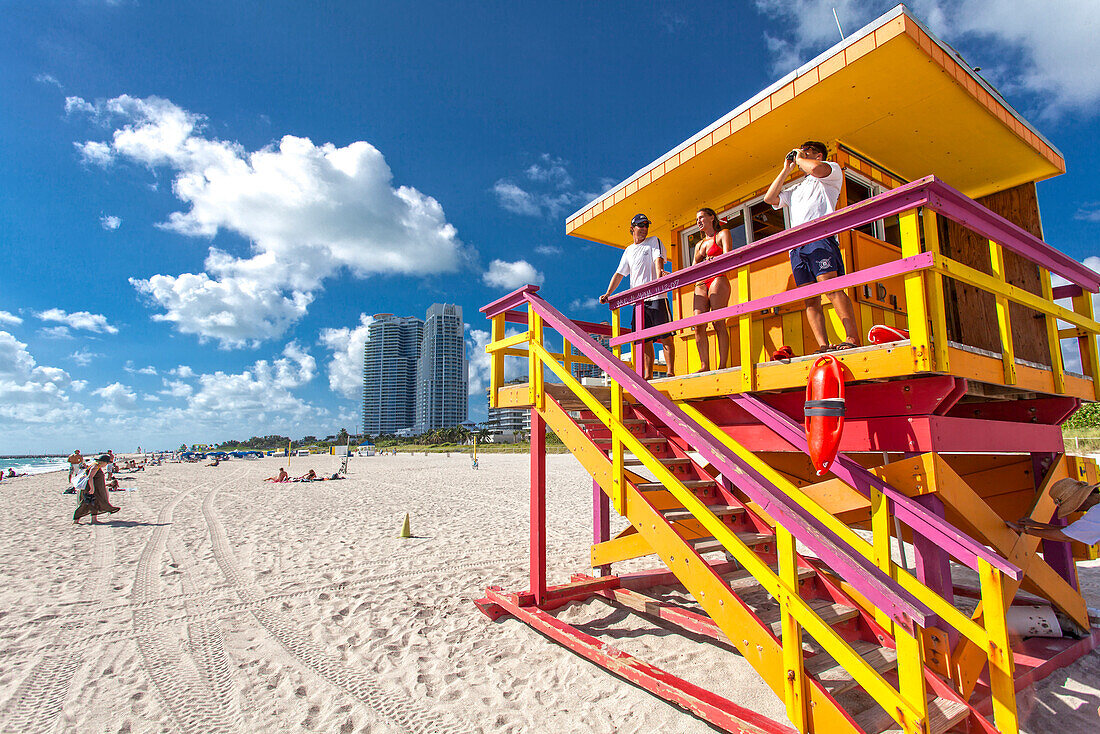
[777,526,808,731]
[921,209,950,373]
[737,265,753,391]
[900,209,931,371]
[1072,290,1100,400]
[530,408,547,605]
[1039,268,1066,394]
[490,313,505,408]
[979,558,1019,734]
[988,239,1017,385]
[912,494,957,672]
[593,479,611,577]
[634,302,644,376]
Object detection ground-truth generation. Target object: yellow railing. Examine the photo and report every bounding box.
[483,292,1028,733]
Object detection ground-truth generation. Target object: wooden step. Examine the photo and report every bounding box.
[662,505,743,522]
[637,479,715,492]
[624,456,692,467]
[576,417,646,426]
[803,641,899,696]
[854,695,969,734]
[723,564,816,592]
[595,436,667,446]
[688,533,773,555]
[756,599,859,637]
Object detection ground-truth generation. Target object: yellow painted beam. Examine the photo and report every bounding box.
[485,331,530,353]
[988,240,1017,385]
[490,314,505,408]
[1072,291,1100,400]
[921,209,950,373]
[979,559,1019,734]
[1039,269,1066,394]
[591,531,655,566]
[777,527,809,732]
[899,209,932,372]
[737,265,754,391]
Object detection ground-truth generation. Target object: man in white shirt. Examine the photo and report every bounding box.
[1009,478,1100,546]
[598,213,675,379]
[764,141,859,354]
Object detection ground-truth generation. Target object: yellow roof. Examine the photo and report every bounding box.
[567,5,1064,248]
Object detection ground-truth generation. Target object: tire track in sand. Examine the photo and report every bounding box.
[130,470,245,734]
[0,517,115,734]
[201,480,472,734]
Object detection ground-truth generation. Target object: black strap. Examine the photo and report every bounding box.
[804,399,846,418]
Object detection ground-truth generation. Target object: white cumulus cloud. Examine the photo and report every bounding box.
[92,382,138,413]
[36,308,118,334]
[755,1,1100,118]
[0,311,22,326]
[318,313,375,399]
[99,214,121,230]
[493,154,608,218]
[0,331,87,430]
[483,259,544,290]
[69,94,470,348]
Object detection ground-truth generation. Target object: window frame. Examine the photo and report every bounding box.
[679,191,792,270]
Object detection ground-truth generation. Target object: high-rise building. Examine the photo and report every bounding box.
[361,314,424,436]
[415,303,468,432]
[571,330,611,381]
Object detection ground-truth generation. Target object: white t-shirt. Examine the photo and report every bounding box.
[1063,504,1100,546]
[615,236,666,301]
[773,161,844,227]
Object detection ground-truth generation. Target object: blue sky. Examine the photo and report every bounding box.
[2,1,1099,454]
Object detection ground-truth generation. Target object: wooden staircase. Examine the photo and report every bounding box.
[558,397,973,734]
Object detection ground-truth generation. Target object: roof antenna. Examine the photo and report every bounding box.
[832,7,846,41]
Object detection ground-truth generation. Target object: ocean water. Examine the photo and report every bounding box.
[0,456,69,476]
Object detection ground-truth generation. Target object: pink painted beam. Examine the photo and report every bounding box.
[483,587,800,734]
[482,284,541,317]
[530,408,547,605]
[1052,284,1083,300]
[527,291,933,629]
[731,394,1021,579]
[945,396,1081,425]
[612,253,933,347]
[927,180,1100,291]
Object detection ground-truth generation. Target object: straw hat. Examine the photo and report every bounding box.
[1050,477,1099,518]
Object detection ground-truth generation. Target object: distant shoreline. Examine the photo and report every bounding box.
[0,455,66,460]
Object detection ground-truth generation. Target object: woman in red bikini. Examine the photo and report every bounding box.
[691,208,732,372]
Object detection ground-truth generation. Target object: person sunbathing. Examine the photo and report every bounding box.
[205,458,220,467]
[293,469,318,482]
[6,468,27,478]
[264,468,290,483]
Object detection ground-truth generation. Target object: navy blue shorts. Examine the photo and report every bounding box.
[631,299,673,343]
[790,236,844,286]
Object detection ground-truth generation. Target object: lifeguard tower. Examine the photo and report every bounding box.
[475,6,1100,734]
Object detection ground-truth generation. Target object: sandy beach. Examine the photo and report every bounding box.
[1,454,1099,733]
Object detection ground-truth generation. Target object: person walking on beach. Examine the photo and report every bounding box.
[764,141,859,353]
[73,454,120,525]
[67,449,83,482]
[598,213,676,379]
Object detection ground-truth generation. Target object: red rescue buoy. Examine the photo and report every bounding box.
[805,354,845,476]
[867,324,909,345]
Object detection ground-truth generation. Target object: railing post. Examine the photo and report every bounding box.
[1038,269,1066,394]
[895,626,930,734]
[634,303,644,376]
[529,309,545,410]
[610,309,626,514]
[737,265,753,391]
[920,209,950,373]
[562,336,573,379]
[870,484,895,632]
[530,408,547,605]
[1071,290,1100,400]
[777,526,808,732]
[988,240,1018,385]
[979,558,1019,734]
[899,209,932,371]
[490,313,505,408]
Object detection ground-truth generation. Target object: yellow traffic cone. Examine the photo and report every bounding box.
[398,513,411,538]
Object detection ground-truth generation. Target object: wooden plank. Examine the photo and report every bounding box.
[988,240,1018,385]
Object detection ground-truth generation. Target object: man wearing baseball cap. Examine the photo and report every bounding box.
[1008,477,1100,544]
[598,213,675,379]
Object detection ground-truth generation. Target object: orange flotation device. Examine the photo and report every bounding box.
[804,355,845,476]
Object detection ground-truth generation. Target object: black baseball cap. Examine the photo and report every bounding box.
[631,213,651,227]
